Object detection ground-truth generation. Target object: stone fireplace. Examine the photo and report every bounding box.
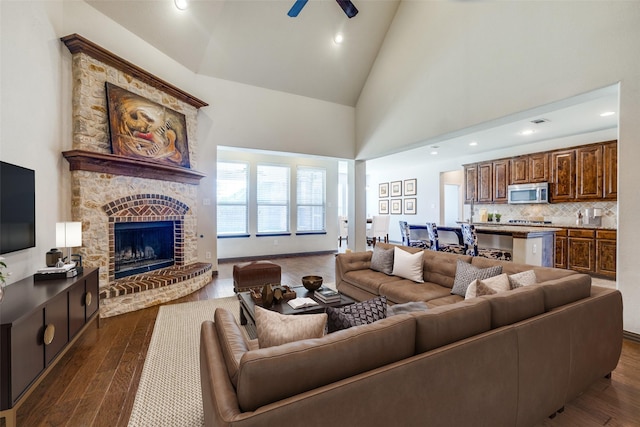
[61,34,212,317]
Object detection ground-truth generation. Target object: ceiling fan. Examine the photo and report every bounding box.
[288,0,359,19]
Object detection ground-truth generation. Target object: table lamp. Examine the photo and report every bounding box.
[56,222,82,266]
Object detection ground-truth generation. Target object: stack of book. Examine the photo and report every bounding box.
[314,286,341,303]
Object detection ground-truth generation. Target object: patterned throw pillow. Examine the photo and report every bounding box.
[255,306,326,348]
[370,245,394,275]
[464,273,511,299]
[476,280,498,296]
[508,270,537,289]
[326,296,387,333]
[451,260,502,297]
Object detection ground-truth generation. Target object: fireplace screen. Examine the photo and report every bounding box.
[114,221,175,279]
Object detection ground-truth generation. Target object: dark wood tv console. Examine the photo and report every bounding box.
[0,267,99,427]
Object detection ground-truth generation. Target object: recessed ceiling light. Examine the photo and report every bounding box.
[469,141,478,146]
[174,0,188,10]
[334,34,344,44]
[600,111,615,117]
[430,150,438,155]
[519,129,536,136]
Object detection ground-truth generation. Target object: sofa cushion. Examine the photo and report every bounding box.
[509,270,537,288]
[465,273,511,299]
[236,314,417,412]
[214,308,250,388]
[380,280,452,304]
[392,246,424,282]
[539,274,592,311]
[485,285,546,328]
[343,269,399,295]
[255,306,326,348]
[370,245,395,274]
[326,296,387,332]
[423,251,472,289]
[414,298,492,353]
[451,259,502,297]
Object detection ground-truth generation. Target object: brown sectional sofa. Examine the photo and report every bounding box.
[200,243,623,427]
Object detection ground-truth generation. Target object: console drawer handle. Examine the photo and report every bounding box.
[85,292,92,307]
[44,324,55,345]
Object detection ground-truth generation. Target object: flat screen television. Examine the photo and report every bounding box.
[1,161,36,254]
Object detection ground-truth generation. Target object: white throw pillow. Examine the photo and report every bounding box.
[508,270,537,289]
[465,273,511,299]
[391,247,424,283]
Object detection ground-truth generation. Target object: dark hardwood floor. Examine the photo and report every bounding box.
[9,254,640,427]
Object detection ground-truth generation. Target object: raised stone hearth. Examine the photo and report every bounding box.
[62,34,211,317]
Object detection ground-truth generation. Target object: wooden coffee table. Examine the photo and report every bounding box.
[237,286,356,327]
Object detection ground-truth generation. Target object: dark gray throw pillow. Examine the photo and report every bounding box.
[387,301,428,316]
[326,296,387,333]
[370,246,394,275]
[451,259,502,297]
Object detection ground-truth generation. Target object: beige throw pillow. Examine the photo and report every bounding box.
[508,270,537,289]
[465,273,510,299]
[255,306,327,348]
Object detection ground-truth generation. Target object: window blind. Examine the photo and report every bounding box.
[217,162,248,235]
[297,166,326,232]
[257,164,290,233]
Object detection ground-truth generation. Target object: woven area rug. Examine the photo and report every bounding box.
[128,296,255,427]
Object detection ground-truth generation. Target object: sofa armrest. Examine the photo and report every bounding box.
[335,251,372,280]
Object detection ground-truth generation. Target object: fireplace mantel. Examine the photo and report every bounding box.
[63,150,205,185]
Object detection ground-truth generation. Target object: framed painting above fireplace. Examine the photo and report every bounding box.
[105,82,191,168]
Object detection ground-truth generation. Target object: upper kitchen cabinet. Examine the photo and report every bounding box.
[510,156,529,184]
[576,145,603,199]
[464,164,478,203]
[477,162,493,203]
[528,152,549,183]
[492,159,509,203]
[550,149,576,202]
[603,140,617,200]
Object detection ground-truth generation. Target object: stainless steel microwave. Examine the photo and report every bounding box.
[507,183,549,204]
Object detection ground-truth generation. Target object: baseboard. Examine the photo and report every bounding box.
[219,250,336,264]
[623,330,640,343]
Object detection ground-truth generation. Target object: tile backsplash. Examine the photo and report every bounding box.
[472,201,617,228]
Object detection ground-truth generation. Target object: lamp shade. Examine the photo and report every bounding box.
[56,222,82,248]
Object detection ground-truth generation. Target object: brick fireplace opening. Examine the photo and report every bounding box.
[114,221,176,279]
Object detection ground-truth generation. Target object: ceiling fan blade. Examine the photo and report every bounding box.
[288,0,309,17]
[336,0,358,18]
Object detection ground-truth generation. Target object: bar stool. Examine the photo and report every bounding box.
[425,223,465,254]
[460,223,512,261]
[399,221,428,249]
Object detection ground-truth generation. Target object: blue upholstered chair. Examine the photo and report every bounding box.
[425,223,465,254]
[399,221,429,249]
[460,223,512,261]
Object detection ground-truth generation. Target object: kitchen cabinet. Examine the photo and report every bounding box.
[567,229,595,273]
[464,164,478,203]
[603,140,617,200]
[576,145,603,200]
[555,229,568,269]
[510,156,529,184]
[550,149,576,202]
[477,162,493,203]
[0,268,99,423]
[492,159,509,203]
[596,230,617,278]
[528,152,549,182]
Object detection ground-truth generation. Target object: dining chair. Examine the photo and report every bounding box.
[338,216,348,247]
[399,221,428,249]
[460,223,512,261]
[367,215,390,247]
[425,223,464,254]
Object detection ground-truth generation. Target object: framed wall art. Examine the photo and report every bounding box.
[390,199,402,215]
[404,178,417,196]
[379,182,389,198]
[379,199,389,215]
[105,82,191,168]
[404,198,417,215]
[390,181,402,197]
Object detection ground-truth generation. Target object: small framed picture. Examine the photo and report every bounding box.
[390,181,402,197]
[379,199,389,215]
[379,182,389,198]
[390,199,402,215]
[404,178,417,196]
[404,198,417,215]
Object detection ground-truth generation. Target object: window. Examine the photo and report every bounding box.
[257,164,290,234]
[217,162,248,236]
[297,166,326,232]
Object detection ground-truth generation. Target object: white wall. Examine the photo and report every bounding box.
[358,2,640,334]
[217,149,341,259]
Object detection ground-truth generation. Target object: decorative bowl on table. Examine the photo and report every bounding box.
[302,275,323,291]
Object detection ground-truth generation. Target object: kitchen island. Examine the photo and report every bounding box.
[409,223,561,267]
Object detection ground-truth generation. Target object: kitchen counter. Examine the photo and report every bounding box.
[468,221,617,231]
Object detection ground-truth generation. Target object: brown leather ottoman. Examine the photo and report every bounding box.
[232,261,282,293]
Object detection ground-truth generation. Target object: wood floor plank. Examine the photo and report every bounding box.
[12,254,640,426]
